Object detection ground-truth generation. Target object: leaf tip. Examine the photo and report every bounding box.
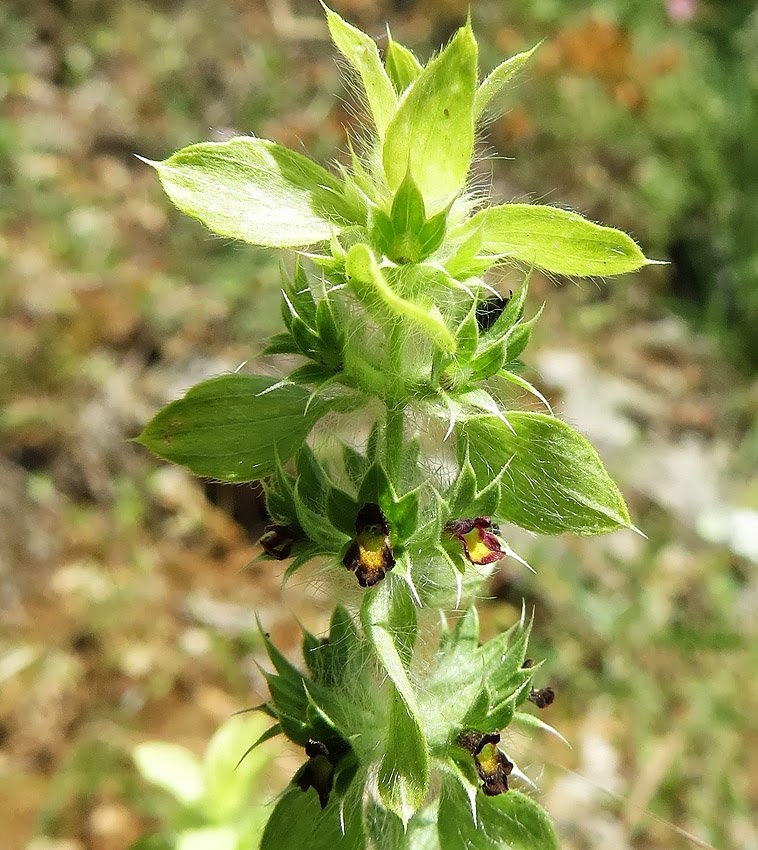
[134,153,159,169]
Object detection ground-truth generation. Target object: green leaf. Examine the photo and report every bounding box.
[417,208,449,259]
[360,580,429,823]
[383,25,477,214]
[457,307,480,365]
[263,450,298,525]
[447,451,477,517]
[438,780,558,850]
[461,413,631,535]
[262,331,300,356]
[137,374,318,483]
[387,488,420,546]
[345,243,456,354]
[357,460,393,508]
[377,684,431,827]
[444,227,490,280]
[324,6,397,142]
[260,782,365,850]
[141,137,355,247]
[465,203,650,276]
[295,478,349,549]
[502,304,543,363]
[391,173,427,237]
[385,32,423,93]
[132,742,204,806]
[343,444,369,489]
[480,279,529,340]
[473,44,540,120]
[469,342,507,382]
[315,297,344,365]
[287,363,336,385]
[369,206,396,257]
[326,483,360,536]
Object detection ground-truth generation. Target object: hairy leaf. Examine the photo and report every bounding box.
[438,780,558,850]
[461,413,631,534]
[385,33,423,93]
[325,6,397,142]
[137,374,318,482]
[141,137,355,247]
[465,203,650,277]
[383,25,477,214]
[474,44,540,119]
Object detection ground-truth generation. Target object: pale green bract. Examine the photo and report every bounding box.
[474,43,542,120]
[382,25,478,214]
[141,136,356,247]
[324,6,397,142]
[462,203,649,277]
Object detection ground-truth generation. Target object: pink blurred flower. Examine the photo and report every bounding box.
[666,0,697,23]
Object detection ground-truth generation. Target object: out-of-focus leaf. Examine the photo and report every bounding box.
[132,742,204,806]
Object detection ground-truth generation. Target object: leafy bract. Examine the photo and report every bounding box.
[141,137,356,247]
[385,32,423,93]
[461,413,631,534]
[325,6,397,142]
[345,243,456,353]
[438,780,558,850]
[361,581,429,823]
[260,783,365,850]
[383,24,477,214]
[473,44,540,120]
[464,203,650,276]
[137,374,319,482]
[379,686,431,827]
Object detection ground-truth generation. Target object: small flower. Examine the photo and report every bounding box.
[457,730,513,796]
[528,686,555,708]
[343,502,395,587]
[445,517,506,565]
[259,523,299,559]
[295,739,339,809]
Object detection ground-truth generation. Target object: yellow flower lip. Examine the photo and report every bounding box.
[343,502,396,587]
[456,730,514,796]
[445,516,506,565]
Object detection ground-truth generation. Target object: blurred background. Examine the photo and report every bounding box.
[1,0,757,848]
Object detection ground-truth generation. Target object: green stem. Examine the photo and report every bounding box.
[385,403,405,485]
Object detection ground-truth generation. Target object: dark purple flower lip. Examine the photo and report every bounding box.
[528,686,555,708]
[259,523,300,559]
